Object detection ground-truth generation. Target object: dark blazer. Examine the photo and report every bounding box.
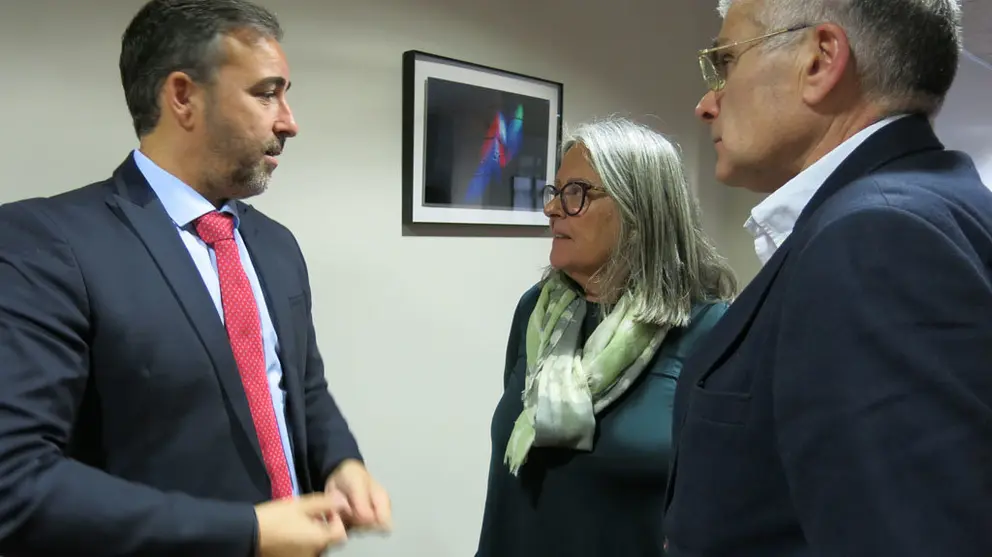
[663,115,992,556]
[0,155,362,556]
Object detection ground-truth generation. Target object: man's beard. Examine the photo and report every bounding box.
[228,153,271,199]
[203,111,280,201]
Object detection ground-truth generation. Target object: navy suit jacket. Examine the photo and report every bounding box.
[663,115,992,556]
[0,156,362,556]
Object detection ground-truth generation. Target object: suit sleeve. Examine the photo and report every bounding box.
[773,205,992,556]
[290,240,363,488]
[0,202,257,557]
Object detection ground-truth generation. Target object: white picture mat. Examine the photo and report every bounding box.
[408,53,561,225]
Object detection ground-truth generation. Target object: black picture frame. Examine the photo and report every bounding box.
[402,50,564,226]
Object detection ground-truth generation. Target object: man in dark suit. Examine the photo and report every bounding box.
[0,1,390,555]
[663,0,992,555]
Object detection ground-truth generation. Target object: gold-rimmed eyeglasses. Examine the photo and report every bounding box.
[698,23,813,92]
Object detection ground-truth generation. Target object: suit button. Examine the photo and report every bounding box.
[664,537,669,551]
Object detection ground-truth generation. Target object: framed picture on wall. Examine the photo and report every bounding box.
[402,50,564,226]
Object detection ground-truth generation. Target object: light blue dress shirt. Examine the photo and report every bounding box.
[132,149,300,495]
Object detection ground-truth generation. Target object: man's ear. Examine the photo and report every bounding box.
[800,23,853,106]
[159,71,204,132]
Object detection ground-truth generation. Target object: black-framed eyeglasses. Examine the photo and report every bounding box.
[542,181,605,216]
[698,23,813,92]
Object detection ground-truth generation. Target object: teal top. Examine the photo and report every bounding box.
[475,284,728,557]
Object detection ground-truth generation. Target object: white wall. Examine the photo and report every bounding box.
[935,51,992,186]
[0,0,719,555]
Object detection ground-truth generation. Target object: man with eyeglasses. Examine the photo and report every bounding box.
[663,0,992,556]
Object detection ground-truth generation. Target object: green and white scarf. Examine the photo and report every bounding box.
[503,276,670,475]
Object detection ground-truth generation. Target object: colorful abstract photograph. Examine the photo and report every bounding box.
[422,77,551,212]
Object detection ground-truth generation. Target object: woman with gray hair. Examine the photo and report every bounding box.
[474,116,737,557]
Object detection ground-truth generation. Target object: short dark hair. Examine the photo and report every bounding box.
[119,0,283,137]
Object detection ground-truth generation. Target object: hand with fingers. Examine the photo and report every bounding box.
[254,493,350,557]
[324,459,392,533]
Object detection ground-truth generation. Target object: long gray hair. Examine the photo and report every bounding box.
[545,116,737,328]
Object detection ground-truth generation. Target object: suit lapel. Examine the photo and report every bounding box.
[793,114,944,232]
[237,206,309,485]
[105,157,267,479]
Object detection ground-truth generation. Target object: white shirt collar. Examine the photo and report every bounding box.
[744,114,908,265]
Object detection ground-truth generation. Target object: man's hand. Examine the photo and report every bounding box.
[324,459,392,532]
[254,493,348,557]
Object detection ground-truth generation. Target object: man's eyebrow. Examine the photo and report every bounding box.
[253,76,290,91]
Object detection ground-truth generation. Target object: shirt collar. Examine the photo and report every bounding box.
[131,149,240,230]
[744,114,908,259]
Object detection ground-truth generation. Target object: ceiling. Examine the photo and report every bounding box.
[962,0,991,65]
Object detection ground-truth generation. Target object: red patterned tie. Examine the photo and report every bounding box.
[194,211,294,500]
